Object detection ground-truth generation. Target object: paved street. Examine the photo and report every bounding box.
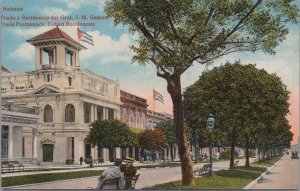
[4,158,254,190]
[246,154,299,190]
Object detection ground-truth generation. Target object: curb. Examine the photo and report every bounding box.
[243,159,280,189]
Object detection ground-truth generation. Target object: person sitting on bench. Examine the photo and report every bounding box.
[96,159,124,189]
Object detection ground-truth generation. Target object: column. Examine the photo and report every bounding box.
[94,105,97,121]
[32,128,37,158]
[102,107,106,120]
[91,105,95,122]
[8,126,13,159]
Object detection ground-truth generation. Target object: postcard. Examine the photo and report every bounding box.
[1,0,299,190]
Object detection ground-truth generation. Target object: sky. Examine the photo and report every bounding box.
[1,0,299,144]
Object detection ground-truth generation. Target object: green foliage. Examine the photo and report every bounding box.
[156,120,177,145]
[2,170,103,187]
[105,0,298,184]
[184,62,291,166]
[84,156,93,164]
[144,166,267,190]
[98,158,104,164]
[220,148,231,160]
[65,159,74,165]
[87,119,139,148]
[105,0,298,69]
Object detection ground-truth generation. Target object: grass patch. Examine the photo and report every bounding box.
[253,156,281,167]
[2,169,103,187]
[143,166,267,190]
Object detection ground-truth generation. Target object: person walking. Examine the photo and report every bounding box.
[80,156,83,166]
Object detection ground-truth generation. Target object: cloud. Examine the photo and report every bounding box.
[12,26,135,65]
[54,0,106,12]
[80,31,135,64]
[40,7,70,16]
[9,43,35,62]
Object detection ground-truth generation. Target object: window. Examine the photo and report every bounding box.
[66,50,73,66]
[136,111,140,128]
[44,74,52,82]
[65,104,75,122]
[108,108,114,120]
[141,113,145,128]
[122,108,127,122]
[44,104,53,122]
[83,103,91,123]
[97,106,103,120]
[42,47,54,65]
[129,110,134,127]
[68,77,72,86]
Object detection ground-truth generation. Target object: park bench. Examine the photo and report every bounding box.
[124,174,140,189]
[100,178,121,190]
[1,160,25,173]
[194,163,212,176]
[97,174,140,190]
[10,161,25,172]
[1,161,14,173]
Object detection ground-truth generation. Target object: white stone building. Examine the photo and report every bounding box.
[1,27,121,165]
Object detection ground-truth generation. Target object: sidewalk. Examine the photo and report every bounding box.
[4,158,256,190]
[244,154,299,190]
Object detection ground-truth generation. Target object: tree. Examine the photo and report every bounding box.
[184,62,290,168]
[105,0,298,185]
[87,119,137,148]
[139,128,167,151]
[156,120,177,161]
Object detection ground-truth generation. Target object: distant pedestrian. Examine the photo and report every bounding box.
[80,156,83,165]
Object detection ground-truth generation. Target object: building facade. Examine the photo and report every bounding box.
[119,90,148,160]
[1,102,39,163]
[120,90,148,129]
[1,27,121,164]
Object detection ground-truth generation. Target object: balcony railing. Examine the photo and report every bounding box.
[2,104,39,115]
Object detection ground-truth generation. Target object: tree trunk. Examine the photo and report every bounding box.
[245,147,250,167]
[229,130,236,169]
[167,75,194,186]
[230,141,235,168]
[171,144,174,162]
[245,136,250,167]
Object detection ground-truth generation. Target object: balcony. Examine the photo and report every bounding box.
[2,104,39,115]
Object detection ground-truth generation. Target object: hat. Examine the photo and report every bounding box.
[124,157,134,163]
[114,158,122,166]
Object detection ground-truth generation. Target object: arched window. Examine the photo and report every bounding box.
[129,110,134,127]
[44,104,53,122]
[141,113,145,128]
[65,104,75,122]
[122,108,127,122]
[136,111,140,128]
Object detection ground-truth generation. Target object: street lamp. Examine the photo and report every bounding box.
[207,114,215,176]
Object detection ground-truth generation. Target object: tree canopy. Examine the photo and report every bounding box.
[87,119,139,148]
[139,128,167,151]
[184,62,291,167]
[105,0,298,185]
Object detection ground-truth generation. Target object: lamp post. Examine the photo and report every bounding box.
[207,114,215,176]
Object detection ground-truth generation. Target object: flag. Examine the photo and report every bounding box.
[77,28,94,46]
[153,89,164,104]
